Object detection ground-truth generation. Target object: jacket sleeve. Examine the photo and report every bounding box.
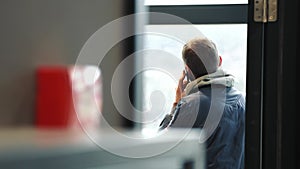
[159,98,198,129]
[158,101,183,131]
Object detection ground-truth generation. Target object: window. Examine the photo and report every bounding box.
[134,0,248,133]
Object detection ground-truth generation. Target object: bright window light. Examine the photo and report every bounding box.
[145,0,248,6]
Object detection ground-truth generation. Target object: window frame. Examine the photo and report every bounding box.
[148,4,248,24]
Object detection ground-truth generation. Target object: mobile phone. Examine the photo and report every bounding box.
[184,69,190,82]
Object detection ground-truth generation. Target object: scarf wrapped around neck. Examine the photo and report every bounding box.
[184,69,235,95]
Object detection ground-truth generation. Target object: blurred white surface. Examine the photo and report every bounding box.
[0,128,205,169]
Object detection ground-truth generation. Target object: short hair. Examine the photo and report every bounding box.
[182,37,219,78]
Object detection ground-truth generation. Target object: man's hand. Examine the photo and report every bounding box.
[174,70,188,105]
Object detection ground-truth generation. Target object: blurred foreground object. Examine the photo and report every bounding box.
[35,65,102,128]
[0,128,205,169]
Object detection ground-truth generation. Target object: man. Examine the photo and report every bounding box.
[159,37,245,169]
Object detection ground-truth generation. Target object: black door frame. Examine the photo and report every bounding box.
[260,0,298,168]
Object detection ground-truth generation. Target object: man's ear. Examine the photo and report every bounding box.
[219,56,222,66]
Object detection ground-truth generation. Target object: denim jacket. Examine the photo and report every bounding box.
[160,85,245,169]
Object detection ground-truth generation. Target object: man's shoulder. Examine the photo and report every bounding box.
[227,87,246,103]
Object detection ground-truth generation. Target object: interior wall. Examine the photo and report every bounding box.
[0,0,128,126]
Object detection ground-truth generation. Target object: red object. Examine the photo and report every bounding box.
[35,66,76,128]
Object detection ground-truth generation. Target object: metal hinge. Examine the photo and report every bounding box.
[254,0,278,22]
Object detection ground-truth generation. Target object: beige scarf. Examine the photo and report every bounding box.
[184,69,235,95]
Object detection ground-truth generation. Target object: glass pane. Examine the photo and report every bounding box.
[145,0,248,6]
[140,24,247,131]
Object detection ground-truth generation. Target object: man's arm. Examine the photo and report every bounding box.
[159,70,188,131]
[159,101,183,131]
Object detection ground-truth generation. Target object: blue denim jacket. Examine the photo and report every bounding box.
[160,86,245,169]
